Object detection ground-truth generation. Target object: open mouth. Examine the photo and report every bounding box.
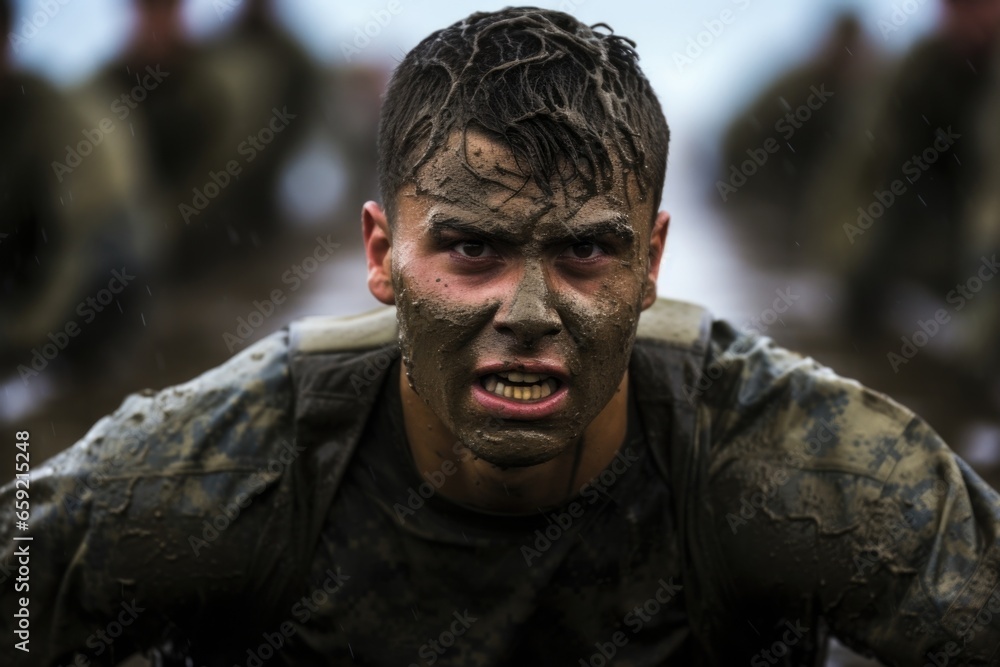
[479,371,562,402]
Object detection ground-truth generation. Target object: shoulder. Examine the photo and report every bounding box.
[695,321,962,607]
[0,332,302,637]
[698,321,933,484]
[67,329,295,479]
[29,330,300,540]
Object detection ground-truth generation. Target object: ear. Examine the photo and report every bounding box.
[641,210,670,310]
[362,201,395,305]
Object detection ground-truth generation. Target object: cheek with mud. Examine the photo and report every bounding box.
[394,272,495,398]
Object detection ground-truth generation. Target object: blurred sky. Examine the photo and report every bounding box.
[7,0,942,319]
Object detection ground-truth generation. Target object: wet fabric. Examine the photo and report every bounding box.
[1,299,999,666]
[279,355,693,665]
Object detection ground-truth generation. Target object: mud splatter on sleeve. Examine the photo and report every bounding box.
[707,329,1000,665]
[0,332,299,666]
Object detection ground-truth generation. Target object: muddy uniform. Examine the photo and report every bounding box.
[2,299,1000,665]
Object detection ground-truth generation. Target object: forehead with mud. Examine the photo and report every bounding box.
[377,8,669,225]
[406,127,647,231]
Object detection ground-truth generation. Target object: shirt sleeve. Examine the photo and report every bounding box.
[0,333,300,666]
[708,334,1000,666]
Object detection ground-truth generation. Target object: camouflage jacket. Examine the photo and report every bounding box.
[2,298,999,666]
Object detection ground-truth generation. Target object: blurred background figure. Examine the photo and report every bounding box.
[175,0,319,246]
[826,0,1000,411]
[85,0,257,275]
[839,0,1000,332]
[0,0,155,375]
[207,0,384,247]
[710,0,999,472]
[1,0,382,483]
[716,13,885,268]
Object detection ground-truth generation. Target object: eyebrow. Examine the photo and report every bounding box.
[554,216,636,245]
[428,215,523,246]
[427,213,636,246]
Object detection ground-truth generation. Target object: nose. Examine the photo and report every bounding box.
[493,262,562,347]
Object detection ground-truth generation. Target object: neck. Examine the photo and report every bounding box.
[399,367,630,514]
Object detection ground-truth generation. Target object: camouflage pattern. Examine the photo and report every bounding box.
[2,298,999,665]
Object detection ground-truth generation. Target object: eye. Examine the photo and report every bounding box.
[452,240,497,258]
[561,241,605,260]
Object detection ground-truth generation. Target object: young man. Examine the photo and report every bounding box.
[3,8,1000,666]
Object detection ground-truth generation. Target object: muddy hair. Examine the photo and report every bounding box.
[377,6,669,226]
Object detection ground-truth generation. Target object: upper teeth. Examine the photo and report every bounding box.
[498,371,548,383]
[483,373,559,401]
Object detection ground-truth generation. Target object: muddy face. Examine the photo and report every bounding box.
[391,127,656,468]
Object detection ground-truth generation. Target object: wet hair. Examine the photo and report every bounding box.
[377,7,669,226]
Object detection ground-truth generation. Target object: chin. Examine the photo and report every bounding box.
[461,429,578,469]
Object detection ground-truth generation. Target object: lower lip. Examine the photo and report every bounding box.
[471,381,569,420]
